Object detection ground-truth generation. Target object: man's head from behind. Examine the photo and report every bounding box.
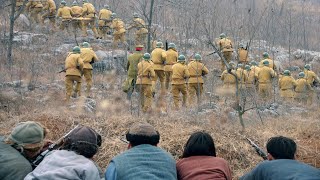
[126,122,160,148]
[5,121,46,159]
[266,136,296,160]
[62,125,102,159]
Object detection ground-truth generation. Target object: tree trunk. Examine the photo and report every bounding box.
[147,0,155,53]
[7,0,17,67]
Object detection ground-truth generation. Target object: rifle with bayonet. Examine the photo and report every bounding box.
[32,124,80,167]
[246,137,268,160]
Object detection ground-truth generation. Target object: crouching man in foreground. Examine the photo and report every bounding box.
[25,125,103,180]
[105,122,177,180]
[241,136,320,180]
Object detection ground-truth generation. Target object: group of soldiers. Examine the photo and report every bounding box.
[221,54,319,105]
[64,41,98,100]
[16,0,148,47]
[125,42,209,112]
[61,28,318,111]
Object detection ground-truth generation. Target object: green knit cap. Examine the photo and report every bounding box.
[7,121,44,149]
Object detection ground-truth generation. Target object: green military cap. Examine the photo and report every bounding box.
[194,53,202,61]
[143,53,151,60]
[133,13,139,18]
[304,64,311,70]
[283,70,290,76]
[298,72,305,77]
[178,54,186,62]
[250,61,257,66]
[82,42,90,48]
[263,52,269,58]
[220,33,226,38]
[156,42,163,48]
[7,121,44,149]
[168,43,176,49]
[245,65,251,70]
[263,60,269,65]
[73,46,81,53]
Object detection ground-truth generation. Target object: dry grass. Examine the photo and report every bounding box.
[1,89,319,179]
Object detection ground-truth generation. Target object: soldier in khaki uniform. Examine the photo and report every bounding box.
[238,43,248,64]
[245,65,257,96]
[70,1,83,32]
[221,62,237,96]
[295,72,313,104]
[41,0,56,29]
[97,5,112,39]
[56,1,72,34]
[250,61,260,76]
[26,0,43,24]
[188,54,209,106]
[151,42,167,94]
[235,63,248,91]
[110,13,128,48]
[256,60,277,100]
[164,43,178,90]
[81,0,98,38]
[65,46,83,101]
[126,45,144,99]
[218,33,233,71]
[259,52,276,70]
[303,64,319,105]
[127,13,148,46]
[278,70,297,102]
[136,53,156,113]
[171,55,189,109]
[80,42,98,98]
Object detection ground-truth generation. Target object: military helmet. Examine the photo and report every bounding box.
[304,64,311,70]
[73,46,81,53]
[250,61,257,66]
[298,72,305,78]
[237,63,243,68]
[245,65,250,70]
[263,60,269,65]
[168,43,176,49]
[72,1,78,6]
[239,43,245,48]
[220,33,226,39]
[104,4,109,9]
[111,13,116,19]
[263,52,269,58]
[82,42,90,48]
[156,42,163,48]
[82,0,88,3]
[178,54,186,62]
[194,53,202,61]
[143,53,151,60]
[60,1,66,5]
[283,70,290,76]
[229,62,235,69]
[133,13,139,18]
